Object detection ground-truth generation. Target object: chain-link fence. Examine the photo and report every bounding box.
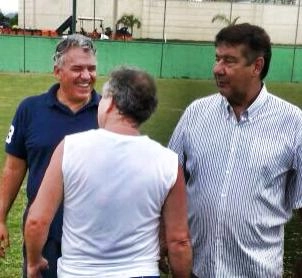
[16,0,301,44]
[0,0,301,80]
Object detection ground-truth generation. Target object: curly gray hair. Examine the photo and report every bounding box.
[102,66,158,126]
[53,34,96,67]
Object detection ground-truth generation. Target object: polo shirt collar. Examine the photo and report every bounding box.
[46,83,100,111]
[220,83,268,121]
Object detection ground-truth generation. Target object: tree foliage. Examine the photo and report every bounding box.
[116,14,141,35]
[0,10,9,26]
[0,9,18,27]
[211,14,240,26]
[9,14,18,26]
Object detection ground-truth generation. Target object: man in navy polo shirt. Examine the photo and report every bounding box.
[0,34,100,277]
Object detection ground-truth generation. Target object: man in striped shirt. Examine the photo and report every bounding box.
[168,23,302,277]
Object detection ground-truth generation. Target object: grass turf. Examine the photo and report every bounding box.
[0,73,301,277]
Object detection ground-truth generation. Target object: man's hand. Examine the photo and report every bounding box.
[158,217,170,274]
[27,257,49,278]
[0,222,9,258]
[159,251,170,274]
[159,222,170,274]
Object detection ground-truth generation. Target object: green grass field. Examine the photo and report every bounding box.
[0,73,302,277]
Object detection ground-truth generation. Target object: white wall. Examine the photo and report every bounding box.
[19,0,73,30]
[18,0,302,44]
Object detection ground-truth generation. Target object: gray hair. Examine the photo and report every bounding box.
[102,66,158,126]
[53,34,96,67]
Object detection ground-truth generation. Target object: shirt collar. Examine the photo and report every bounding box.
[246,83,268,120]
[220,83,268,122]
[46,83,100,111]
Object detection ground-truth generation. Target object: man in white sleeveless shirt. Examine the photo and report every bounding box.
[24,66,192,278]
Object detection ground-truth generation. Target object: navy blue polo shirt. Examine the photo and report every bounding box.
[5,83,100,241]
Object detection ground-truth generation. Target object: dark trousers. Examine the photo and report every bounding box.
[294,258,302,278]
[191,273,199,278]
[23,238,61,278]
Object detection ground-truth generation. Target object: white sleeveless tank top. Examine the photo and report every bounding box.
[57,128,178,277]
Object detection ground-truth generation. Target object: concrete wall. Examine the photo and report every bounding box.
[18,0,302,44]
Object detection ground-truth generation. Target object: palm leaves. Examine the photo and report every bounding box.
[116,14,141,35]
[211,14,240,25]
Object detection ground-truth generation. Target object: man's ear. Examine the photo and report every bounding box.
[253,57,264,76]
[105,96,115,114]
[53,66,61,80]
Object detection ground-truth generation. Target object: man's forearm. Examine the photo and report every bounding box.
[0,160,26,258]
[0,155,27,222]
[24,218,49,267]
[0,180,21,223]
[163,165,192,277]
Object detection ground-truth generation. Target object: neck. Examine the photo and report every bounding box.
[230,82,263,120]
[106,125,140,136]
[57,89,91,113]
[103,117,140,136]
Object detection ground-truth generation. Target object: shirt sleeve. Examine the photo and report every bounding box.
[5,100,28,160]
[168,109,189,167]
[290,142,302,209]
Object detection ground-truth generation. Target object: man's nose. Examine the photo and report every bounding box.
[80,68,91,79]
[213,61,224,75]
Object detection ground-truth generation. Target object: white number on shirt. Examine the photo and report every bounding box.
[6,125,15,144]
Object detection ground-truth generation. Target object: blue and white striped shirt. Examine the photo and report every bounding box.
[168,85,302,277]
